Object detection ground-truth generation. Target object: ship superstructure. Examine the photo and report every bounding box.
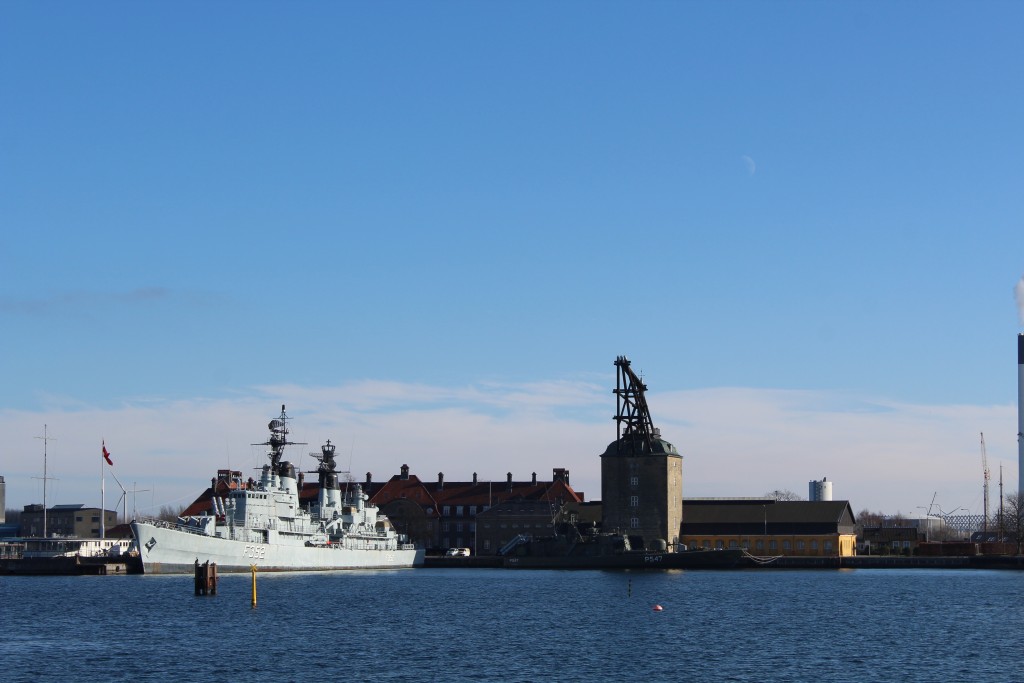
[131,406,423,573]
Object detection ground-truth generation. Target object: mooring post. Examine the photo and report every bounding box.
[251,564,257,608]
[194,559,218,596]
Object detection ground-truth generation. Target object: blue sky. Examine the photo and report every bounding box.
[2,2,1022,518]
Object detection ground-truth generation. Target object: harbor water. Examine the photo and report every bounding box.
[3,567,1023,682]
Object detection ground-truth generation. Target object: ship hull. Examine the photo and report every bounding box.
[132,521,425,574]
[503,548,746,570]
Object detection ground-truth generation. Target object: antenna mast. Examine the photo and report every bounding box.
[999,463,1005,539]
[33,425,57,538]
[253,405,306,470]
[127,482,151,520]
[981,432,990,533]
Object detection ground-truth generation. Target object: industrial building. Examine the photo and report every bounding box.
[680,499,858,557]
[18,504,118,539]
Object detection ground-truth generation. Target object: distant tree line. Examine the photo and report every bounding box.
[763,489,804,502]
[157,504,184,523]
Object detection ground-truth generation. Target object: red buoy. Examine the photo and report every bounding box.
[653,604,664,612]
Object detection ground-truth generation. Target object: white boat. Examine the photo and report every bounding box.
[131,406,424,574]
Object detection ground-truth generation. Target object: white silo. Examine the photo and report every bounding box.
[809,477,833,502]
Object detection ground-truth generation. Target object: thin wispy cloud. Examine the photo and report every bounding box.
[656,388,1014,514]
[256,379,605,414]
[1,380,1015,518]
[0,287,171,315]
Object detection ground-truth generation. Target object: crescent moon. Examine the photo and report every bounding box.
[741,155,756,176]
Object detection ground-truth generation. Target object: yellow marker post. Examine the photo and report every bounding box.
[251,564,257,608]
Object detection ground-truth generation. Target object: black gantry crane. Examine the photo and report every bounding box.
[613,356,658,454]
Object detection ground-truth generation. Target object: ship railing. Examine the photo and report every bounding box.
[225,527,264,544]
[137,516,213,537]
[0,542,25,560]
[267,518,319,535]
[322,535,400,551]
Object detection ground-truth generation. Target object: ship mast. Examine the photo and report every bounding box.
[253,405,306,470]
[313,440,340,482]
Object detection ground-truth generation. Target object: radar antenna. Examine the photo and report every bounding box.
[310,440,340,476]
[252,404,306,470]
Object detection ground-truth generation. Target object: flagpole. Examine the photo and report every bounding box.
[101,440,106,539]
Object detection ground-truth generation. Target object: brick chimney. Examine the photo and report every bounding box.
[438,472,444,490]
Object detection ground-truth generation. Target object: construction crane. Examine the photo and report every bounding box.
[980,432,991,533]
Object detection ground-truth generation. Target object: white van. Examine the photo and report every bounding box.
[445,547,471,557]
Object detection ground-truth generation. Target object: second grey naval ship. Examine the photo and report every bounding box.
[131,406,424,574]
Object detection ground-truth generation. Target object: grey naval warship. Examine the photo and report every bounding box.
[131,406,424,574]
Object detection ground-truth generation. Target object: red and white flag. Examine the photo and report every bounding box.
[102,441,113,466]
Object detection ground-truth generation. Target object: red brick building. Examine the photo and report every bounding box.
[367,465,584,553]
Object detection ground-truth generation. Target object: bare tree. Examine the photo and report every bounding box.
[157,504,184,523]
[857,509,884,527]
[764,489,804,502]
[1003,492,1024,554]
[855,509,885,539]
[888,512,910,527]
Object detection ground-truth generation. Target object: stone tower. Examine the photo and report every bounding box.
[600,357,682,550]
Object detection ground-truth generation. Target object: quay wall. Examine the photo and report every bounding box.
[424,554,1024,570]
[750,555,1024,570]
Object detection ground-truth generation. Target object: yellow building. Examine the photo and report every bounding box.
[680,499,858,557]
